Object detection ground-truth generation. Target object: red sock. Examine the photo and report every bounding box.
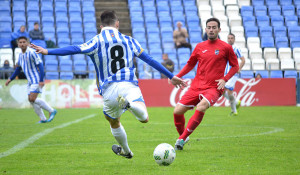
[174,113,185,135]
[179,110,204,141]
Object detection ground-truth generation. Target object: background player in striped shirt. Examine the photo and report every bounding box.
[172,18,239,150]
[224,33,245,116]
[5,36,57,123]
[31,11,186,159]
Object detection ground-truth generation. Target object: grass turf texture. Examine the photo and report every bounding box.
[0,107,299,175]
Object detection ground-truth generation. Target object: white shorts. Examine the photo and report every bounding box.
[225,74,238,91]
[27,83,42,95]
[102,81,144,119]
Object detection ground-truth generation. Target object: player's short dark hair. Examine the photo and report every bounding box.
[206,18,221,28]
[34,22,39,25]
[228,33,235,38]
[17,36,29,42]
[100,10,118,26]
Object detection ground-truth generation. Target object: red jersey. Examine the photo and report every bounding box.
[177,39,239,90]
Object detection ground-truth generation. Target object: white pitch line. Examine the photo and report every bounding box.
[0,114,96,159]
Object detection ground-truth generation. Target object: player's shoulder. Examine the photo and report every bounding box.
[27,47,36,54]
[217,39,233,49]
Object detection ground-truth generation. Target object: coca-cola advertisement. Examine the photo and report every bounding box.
[139,78,296,107]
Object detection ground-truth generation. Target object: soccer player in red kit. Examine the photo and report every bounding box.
[173,18,239,150]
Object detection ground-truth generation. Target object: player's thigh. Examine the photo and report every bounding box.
[174,104,190,115]
[102,85,124,119]
[28,92,39,102]
[196,99,210,112]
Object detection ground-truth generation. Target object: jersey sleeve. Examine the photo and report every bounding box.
[78,36,98,55]
[131,38,144,57]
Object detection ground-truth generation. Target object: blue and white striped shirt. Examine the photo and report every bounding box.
[78,27,143,93]
[17,47,43,84]
[224,44,243,75]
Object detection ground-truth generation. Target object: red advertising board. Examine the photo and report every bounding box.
[139,78,296,107]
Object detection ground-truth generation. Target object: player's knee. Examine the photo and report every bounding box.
[140,116,149,123]
[173,105,186,115]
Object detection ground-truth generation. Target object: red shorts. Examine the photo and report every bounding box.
[178,88,223,107]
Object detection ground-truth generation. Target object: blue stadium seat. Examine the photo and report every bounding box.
[268,6,281,16]
[0,38,12,48]
[74,59,87,75]
[290,37,300,49]
[152,71,161,79]
[295,0,300,6]
[58,38,71,47]
[245,26,258,38]
[274,26,287,37]
[60,72,74,80]
[252,0,265,6]
[190,32,202,43]
[256,16,270,27]
[44,55,57,61]
[261,37,275,48]
[282,5,295,16]
[275,37,289,48]
[31,40,47,49]
[172,15,186,28]
[177,48,190,55]
[270,15,284,27]
[59,59,72,71]
[183,0,195,6]
[288,26,300,38]
[284,70,298,78]
[178,53,190,64]
[270,70,283,78]
[72,38,84,45]
[256,70,269,78]
[259,26,273,37]
[45,72,59,80]
[157,5,170,13]
[280,0,292,5]
[185,6,198,14]
[285,15,298,26]
[254,6,267,16]
[243,16,256,27]
[171,5,183,13]
[56,28,70,38]
[159,16,172,28]
[186,16,200,28]
[45,60,58,71]
[266,0,278,6]
[240,71,254,78]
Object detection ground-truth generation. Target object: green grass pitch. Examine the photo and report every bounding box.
[0,106,299,175]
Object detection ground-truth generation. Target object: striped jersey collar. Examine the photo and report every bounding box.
[101,27,119,33]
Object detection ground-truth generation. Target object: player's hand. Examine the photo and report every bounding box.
[170,76,187,89]
[30,44,48,55]
[5,79,11,86]
[39,82,45,88]
[215,79,226,90]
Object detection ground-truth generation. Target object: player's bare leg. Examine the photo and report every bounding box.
[175,100,208,150]
[105,115,133,159]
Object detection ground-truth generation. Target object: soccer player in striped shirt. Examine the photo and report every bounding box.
[223,33,245,116]
[31,10,186,159]
[172,18,239,150]
[5,36,57,123]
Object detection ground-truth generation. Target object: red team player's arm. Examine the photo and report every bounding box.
[176,51,198,78]
[222,45,239,82]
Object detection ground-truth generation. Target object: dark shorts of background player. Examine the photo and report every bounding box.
[178,87,223,108]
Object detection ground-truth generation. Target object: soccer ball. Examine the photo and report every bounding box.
[153,143,176,166]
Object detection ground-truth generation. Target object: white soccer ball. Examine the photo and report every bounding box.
[153,143,176,166]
